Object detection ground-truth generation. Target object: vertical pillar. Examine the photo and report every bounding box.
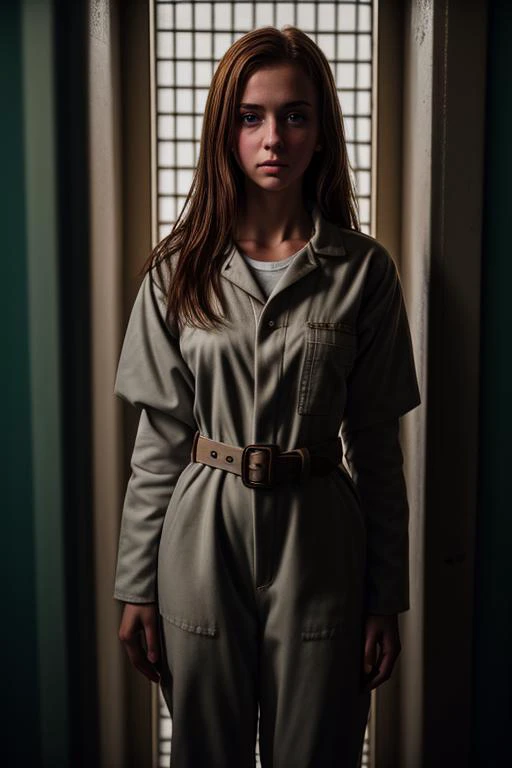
[472,1,512,765]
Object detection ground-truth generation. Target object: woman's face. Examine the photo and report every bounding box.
[232,63,320,195]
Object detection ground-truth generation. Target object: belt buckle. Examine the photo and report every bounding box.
[241,444,280,489]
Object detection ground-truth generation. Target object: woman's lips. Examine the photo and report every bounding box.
[259,163,288,171]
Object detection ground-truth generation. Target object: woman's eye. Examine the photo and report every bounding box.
[288,112,306,123]
[239,112,306,125]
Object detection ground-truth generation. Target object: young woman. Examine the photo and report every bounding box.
[113,25,421,767]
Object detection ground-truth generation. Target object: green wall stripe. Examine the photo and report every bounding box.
[472,0,512,764]
[2,0,41,763]
[22,0,69,764]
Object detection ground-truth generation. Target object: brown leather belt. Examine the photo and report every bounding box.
[190,431,343,489]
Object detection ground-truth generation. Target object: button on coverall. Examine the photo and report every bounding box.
[113,203,422,767]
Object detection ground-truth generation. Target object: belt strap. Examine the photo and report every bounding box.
[190,432,343,489]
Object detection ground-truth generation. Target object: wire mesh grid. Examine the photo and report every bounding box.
[154,0,373,242]
[153,2,374,766]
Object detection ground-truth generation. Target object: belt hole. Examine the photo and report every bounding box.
[210,450,217,458]
[226,455,234,463]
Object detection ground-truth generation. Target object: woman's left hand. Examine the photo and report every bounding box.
[361,613,402,692]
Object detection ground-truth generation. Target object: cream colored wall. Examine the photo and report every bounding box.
[372,2,407,764]
[88,0,126,765]
[375,2,487,765]
[399,0,433,762]
[88,1,154,766]
[400,0,487,765]
[117,0,155,763]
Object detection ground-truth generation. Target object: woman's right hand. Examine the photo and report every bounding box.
[118,602,161,683]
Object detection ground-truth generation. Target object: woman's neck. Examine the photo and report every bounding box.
[233,195,313,249]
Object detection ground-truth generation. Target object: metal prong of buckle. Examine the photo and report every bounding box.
[190,430,200,462]
[241,444,280,489]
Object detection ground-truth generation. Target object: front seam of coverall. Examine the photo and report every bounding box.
[252,295,277,592]
[112,201,422,767]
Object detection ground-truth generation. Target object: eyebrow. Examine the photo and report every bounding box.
[238,100,313,109]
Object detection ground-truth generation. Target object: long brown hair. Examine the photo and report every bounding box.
[143,25,360,331]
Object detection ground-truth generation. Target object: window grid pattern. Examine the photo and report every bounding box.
[153,2,374,766]
[155,0,373,241]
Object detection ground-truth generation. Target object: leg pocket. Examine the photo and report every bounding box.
[301,621,343,641]
[160,610,218,637]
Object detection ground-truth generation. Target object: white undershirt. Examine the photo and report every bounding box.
[241,248,302,299]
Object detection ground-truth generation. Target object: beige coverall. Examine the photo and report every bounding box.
[113,202,422,767]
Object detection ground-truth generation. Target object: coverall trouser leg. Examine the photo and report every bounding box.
[158,589,370,768]
[254,573,371,767]
[158,471,371,767]
[158,609,259,767]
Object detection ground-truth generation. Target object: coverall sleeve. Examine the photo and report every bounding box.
[112,268,197,604]
[340,244,421,615]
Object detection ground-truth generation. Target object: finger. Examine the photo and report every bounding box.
[143,615,160,664]
[363,627,380,675]
[365,647,399,691]
[373,637,385,670]
[134,660,161,684]
[123,633,160,683]
[122,632,146,667]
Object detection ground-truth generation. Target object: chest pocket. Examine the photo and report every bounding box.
[298,321,357,416]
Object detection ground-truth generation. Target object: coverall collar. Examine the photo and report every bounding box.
[221,201,347,305]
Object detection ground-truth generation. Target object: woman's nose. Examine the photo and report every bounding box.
[264,118,284,149]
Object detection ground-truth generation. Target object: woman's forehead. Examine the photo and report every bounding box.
[239,64,316,102]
